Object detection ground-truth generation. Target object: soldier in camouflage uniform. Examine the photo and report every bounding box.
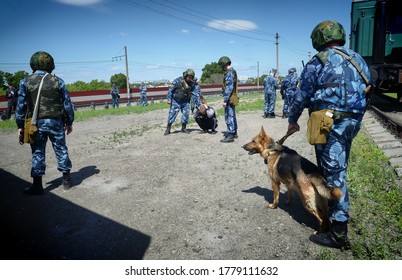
[286,20,372,249]
[263,68,279,118]
[164,69,196,135]
[139,82,148,106]
[110,83,120,108]
[281,67,299,118]
[16,51,75,195]
[218,56,239,143]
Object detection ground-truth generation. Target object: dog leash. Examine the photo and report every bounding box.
[276,130,294,146]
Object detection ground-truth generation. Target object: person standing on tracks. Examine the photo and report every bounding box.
[164,69,196,135]
[263,68,279,118]
[110,83,120,108]
[286,20,372,249]
[281,67,299,118]
[218,56,239,143]
[5,85,17,119]
[139,82,148,106]
[15,51,75,195]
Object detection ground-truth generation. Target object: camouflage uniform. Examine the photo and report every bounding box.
[222,68,238,137]
[139,83,148,106]
[263,69,279,118]
[165,74,195,133]
[190,78,203,113]
[110,85,119,108]
[288,45,370,247]
[16,69,75,191]
[281,68,299,117]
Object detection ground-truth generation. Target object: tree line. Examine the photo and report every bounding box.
[1,62,271,95]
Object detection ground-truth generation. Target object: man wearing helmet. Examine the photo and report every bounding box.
[15,51,75,194]
[286,20,372,249]
[164,69,196,135]
[218,56,238,143]
[263,68,279,118]
[110,83,120,108]
[139,82,148,106]
[281,67,299,118]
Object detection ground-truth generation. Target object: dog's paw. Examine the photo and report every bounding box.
[267,203,277,209]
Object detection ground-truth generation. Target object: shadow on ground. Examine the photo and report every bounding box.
[242,185,318,231]
[0,168,151,260]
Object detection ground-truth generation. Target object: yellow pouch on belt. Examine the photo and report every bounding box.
[23,117,38,144]
[307,109,334,145]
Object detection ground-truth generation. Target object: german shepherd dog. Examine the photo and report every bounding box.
[242,126,342,233]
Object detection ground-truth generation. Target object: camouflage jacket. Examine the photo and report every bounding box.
[288,46,370,125]
[16,70,75,128]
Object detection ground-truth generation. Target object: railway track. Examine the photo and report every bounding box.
[368,95,402,139]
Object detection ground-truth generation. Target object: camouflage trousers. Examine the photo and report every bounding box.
[30,118,72,177]
[224,103,237,134]
[167,98,190,125]
[315,117,362,223]
[139,93,148,106]
[112,97,119,108]
[264,92,277,114]
[282,92,295,113]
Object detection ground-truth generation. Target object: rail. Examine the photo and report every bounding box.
[0,84,261,111]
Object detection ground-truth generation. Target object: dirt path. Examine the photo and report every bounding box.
[0,103,352,260]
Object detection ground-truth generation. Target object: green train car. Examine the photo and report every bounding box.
[350,0,402,102]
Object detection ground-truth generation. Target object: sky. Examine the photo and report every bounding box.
[0,0,352,84]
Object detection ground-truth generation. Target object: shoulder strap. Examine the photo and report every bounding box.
[32,73,49,125]
[315,50,329,65]
[332,48,370,86]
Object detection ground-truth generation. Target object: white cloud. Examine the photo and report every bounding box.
[180,29,190,34]
[207,19,257,31]
[119,32,129,37]
[229,40,235,44]
[53,0,103,6]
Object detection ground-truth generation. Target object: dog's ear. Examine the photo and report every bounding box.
[260,126,266,137]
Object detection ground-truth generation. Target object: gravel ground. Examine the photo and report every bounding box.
[0,100,353,260]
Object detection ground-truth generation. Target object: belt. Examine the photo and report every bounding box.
[332,111,362,120]
[316,83,341,89]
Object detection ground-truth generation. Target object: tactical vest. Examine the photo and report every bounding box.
[26,74,63,119]
[313,47,367,113]
[173,78,191,102]
[223,68,239,105]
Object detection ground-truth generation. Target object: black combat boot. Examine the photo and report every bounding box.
[62,172,72,190]
[164,124,172,135]
[181,123,190,134]
[24,176,44,195]
[263,112,268,118]
[309,221,351,250]
[220,133,235,143]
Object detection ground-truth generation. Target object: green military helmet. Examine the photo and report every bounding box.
[30,51,55,72]
[183,69,195,78]
[310,20,346,51]
[218,56,231,68]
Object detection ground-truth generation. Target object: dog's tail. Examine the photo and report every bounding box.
[310,174,342,200]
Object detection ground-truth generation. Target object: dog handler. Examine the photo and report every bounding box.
[286,20,372,249]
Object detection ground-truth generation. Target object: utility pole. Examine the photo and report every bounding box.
[124,46,131,106]
[112,46,131,106]
[275,33,279,75]
[257,61,260,89]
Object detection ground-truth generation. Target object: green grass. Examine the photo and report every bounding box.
[347,131,402,259]
[1,93,400,259]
